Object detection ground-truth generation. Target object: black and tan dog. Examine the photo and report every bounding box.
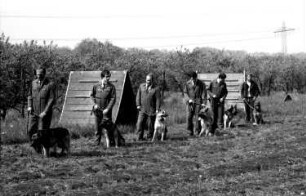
[152,110,168,142]
[253,102,264,125]
[223,104,238,129]
[198,105,213,137]
[31,127,70,157]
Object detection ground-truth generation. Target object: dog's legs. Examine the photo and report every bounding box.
[113,125,119,148]
[161,132,165,141]
[42,147,49,157]
[253,114,258,125]
[228,121,232,128]
[103,128,110,148]
[223,116,227,130]
[65,136,71,156]
[152,129,158,142]
[198,119,204,137]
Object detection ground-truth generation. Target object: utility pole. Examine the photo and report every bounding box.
[274,22,294,55]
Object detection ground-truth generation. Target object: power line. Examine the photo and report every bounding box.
[7,31,273,42]
[8,35,274,49]
[139,35,275,49]
[0,14,163,19]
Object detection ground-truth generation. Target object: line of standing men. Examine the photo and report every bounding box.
[185,71,228,136]
[27,67,260,146]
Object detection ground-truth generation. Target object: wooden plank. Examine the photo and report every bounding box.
[66,98,94,105]
[61,111,93,118]
[198,73,244,78]
[59,118,95,125]
[68,83,124,90]
[78,79,118,83]
[63,104,93,111]
[66,89,123,98]
[198,74,244,82]
[69,78,124,86]
[70,72,125,82]
[66,90,91,97]
[65,97,121,105]
[70,70,125,77]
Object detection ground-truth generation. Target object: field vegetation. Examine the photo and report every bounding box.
[1,92,306,195]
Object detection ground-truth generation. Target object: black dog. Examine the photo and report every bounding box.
[31,127,70,157]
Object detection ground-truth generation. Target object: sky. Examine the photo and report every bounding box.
[0,0,305,54]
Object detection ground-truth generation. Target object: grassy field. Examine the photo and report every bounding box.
[1,92,306,195]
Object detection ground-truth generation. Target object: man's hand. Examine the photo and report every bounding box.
[39,111,46,118]
[137,106,141,110]
[93,104,99,110]
[103,109,109,115]
[188,99,194,104]
[27,107,32,113]
[220,97,225,103]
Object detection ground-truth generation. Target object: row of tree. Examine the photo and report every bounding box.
[1,34,306,119]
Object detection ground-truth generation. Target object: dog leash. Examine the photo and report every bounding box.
[243,99,256,110]
[26,111,30,136]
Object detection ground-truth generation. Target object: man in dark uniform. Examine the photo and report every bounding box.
[241,73,260,123]
[184,71,207,136]
[207,72,228,135]
[136,73,161,141]
[27,67,56,139]
[90,70,116,146]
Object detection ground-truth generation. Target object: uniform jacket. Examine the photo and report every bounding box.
[207,79,228,100]
[136,83,161,116]
[241,80,260,98]
[27,78,55,116]
[184,79,207,104]
[90,81,116,119]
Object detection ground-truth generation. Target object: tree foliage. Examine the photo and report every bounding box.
[1,34,306,119]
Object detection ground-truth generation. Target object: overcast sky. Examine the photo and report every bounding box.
[0,0,305,54]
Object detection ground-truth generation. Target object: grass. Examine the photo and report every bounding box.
[1,92,306,195]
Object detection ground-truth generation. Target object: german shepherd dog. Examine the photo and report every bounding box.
[31,127,70,157]
[198,105,213,137]
[93,107,125,148]
[223,104,238,129]
[152,110,168,142]
[253,102,264,125]
[98,119,125,148]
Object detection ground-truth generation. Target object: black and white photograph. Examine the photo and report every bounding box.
[1,0,306,195]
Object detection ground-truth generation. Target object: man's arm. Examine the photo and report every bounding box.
[241,83,246,99]
[136,85,141,109]
[253,82,260,99]
[42,82,56,115]
[184,83,193,104]
[207,81,215,98]
[155,87,161,112]
[202,82,207,105]
[90,85,97,104]
[27,81,33,111]
[105,85,116,111]
[220,83,228,102]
